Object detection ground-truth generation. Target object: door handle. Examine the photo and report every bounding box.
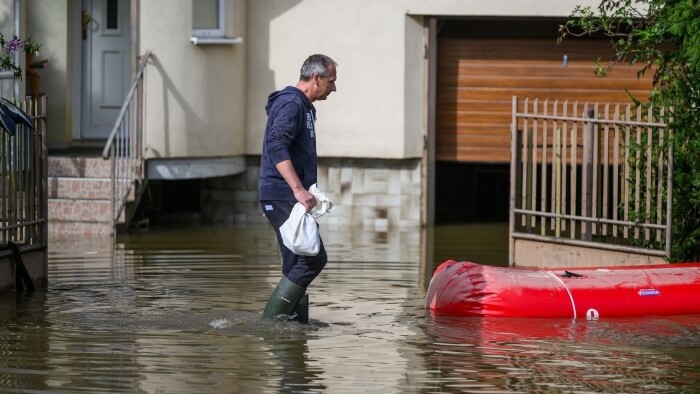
[82,10,92,40]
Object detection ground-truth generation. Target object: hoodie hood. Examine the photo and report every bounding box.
[265,86,315,115]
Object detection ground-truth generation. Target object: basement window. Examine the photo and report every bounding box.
[191,0,242,45]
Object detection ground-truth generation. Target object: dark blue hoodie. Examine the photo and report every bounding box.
[259,86,317,201]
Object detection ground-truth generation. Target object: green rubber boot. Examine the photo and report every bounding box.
[262,276,306,320]
[292,293,309,324]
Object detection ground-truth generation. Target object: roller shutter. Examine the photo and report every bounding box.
[436,38,654,163]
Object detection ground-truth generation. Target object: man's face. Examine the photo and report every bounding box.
[314,65,337,101]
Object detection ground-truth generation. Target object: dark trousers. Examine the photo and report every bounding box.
[261,200,328,288]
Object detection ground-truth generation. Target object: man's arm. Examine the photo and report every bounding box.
[275,160,316,210]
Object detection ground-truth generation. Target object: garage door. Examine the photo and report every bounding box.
[436,38,654,163]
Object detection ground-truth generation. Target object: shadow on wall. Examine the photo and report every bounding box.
[246,0,301,147]
[148,54,203,159]
[0,1,15,99]
[0,1,12,36]
[148,0,302,159]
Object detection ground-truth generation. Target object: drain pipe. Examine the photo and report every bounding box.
[13,0,20,99]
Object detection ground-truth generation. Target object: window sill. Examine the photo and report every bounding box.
[190,36,243,45]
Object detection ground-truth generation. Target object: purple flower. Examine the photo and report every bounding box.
[4,37,26,54]
[1,34,40,78]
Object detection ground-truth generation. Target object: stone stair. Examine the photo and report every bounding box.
[48,155,114,236]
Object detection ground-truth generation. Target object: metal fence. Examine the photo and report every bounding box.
[0,96,48,246]
[509,97,673,262]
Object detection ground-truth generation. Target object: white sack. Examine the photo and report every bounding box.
[279,184,334,256]
[308,184,334,217]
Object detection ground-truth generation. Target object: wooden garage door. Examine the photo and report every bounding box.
[436,38,654,163]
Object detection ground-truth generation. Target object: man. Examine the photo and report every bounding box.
[259,54,337,320]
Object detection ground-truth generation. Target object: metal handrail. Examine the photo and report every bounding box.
[102,51,152,227]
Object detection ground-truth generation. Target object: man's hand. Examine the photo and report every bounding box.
[293,187,317,211]
[276,159,317,211]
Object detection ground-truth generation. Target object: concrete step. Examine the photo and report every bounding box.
[47,154,136,235]
[48,156,111,178]
[48,177,111,200]
[48,199,112,223]
[48,220,113,237]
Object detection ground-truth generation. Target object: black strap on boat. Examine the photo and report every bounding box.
[1,242,35,292]
[562,270,584,278]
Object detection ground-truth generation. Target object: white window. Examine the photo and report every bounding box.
[192,0,225,37]
[191,0,242,44]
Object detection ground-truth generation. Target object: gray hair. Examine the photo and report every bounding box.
[299,54,337,81]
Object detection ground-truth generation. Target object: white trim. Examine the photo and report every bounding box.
[190,36,243,45]
[147,156,246,180]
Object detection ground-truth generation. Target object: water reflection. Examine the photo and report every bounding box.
[0,224,698,393]
[0,291,50,391]
[432,222,509,267]
[422,313,700,392]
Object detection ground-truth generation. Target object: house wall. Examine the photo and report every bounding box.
[26,0,71,148]
[13,0,603,159]
[0,0,15,50]
[0,0,14,98]
[244,0,600,160]
[201,156,422,229]
[233,0,600,230]
[1,1,41,100]
[191,0,608,231]
[0,0,13,41]
[245,0,424,159]
[17,0,608,233]
[140,0,246,160]
[17,0,600,159]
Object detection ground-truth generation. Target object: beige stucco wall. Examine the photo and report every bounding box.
[0,0,14,98]
[140,0,246,159]
[0,0,12,39]
[15,0,603,159]
[245,0,601,160]
[26,0,70,148]
[245,0,423,159]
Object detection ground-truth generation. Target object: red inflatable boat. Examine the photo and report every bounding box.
[426,260,700,319]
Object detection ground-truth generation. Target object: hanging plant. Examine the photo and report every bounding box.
[0,33,41,79]
[0,33,41,135]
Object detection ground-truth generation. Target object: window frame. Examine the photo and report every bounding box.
[190,0,242,45]
[192,0,225,38]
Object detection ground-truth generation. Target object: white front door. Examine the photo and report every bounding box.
[81,0,131,140]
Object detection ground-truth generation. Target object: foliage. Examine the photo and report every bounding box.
[560,0,700,262]
[0,33,41,79]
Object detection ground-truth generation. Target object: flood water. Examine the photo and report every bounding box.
[2,223,700,393]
